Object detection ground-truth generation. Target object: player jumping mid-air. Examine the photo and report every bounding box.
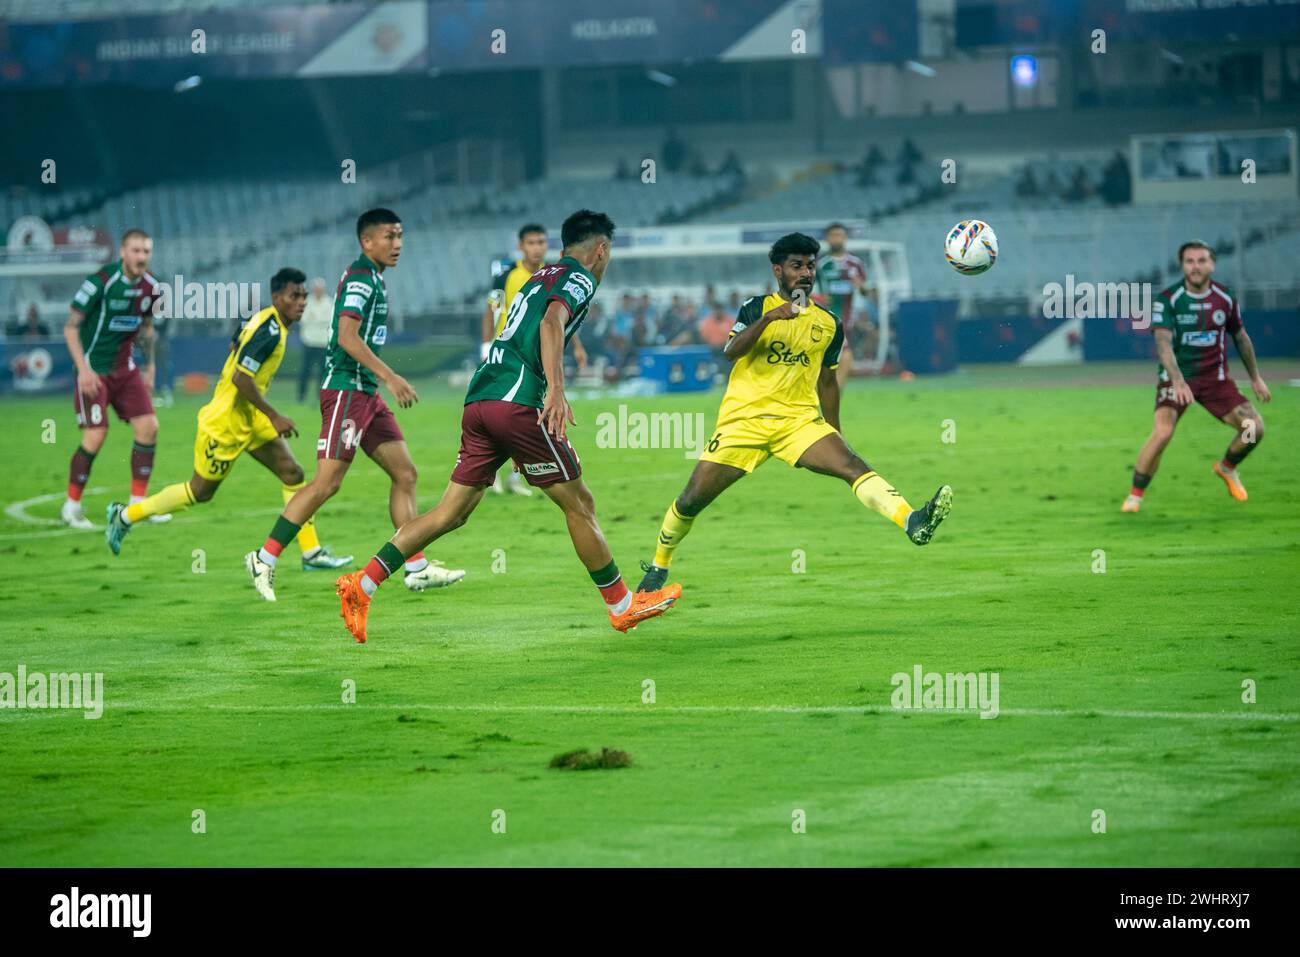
[637,232,951,595]
[335,209,680,642]
[61,228,164,529]
[1122,240,1269,512]
[244,209,463,600]
[105,268,350,570]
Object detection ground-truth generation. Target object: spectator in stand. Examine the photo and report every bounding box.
[657,296,696,346]
[1015,166,1040,199]
[1043,168,1064,200]
[296,276,333,402]
[897,138,923,166]
[698,303,733,349]
[614,158,635,181]
[717,150,746,183]
[612,293,637,337]
[7,302,51,339]
[1064,166,1094,203]
[1100,149,1132,206]
[662,128,686,174]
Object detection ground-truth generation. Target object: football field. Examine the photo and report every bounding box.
[2,362,1297,867]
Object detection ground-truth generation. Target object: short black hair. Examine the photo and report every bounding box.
[271,267,307,293]
[561,209,615,249]
[769,232,820,265]
[357,208,401,239]
[518,222,546,241]
[1178,240,1215,262]
[825,222,848,235]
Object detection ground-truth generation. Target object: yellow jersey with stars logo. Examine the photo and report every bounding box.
[716,293,844,425]
[197,305,287,445]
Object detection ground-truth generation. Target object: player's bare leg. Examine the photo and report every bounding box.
[538,477,680,633]
[125,413,167,524]
[248,439,352,569]
[335,480,484,642]
[245,457,351,601]
[1213,402,1264,502]
[1124,407,1178,512]
[637,459,746,591]
[64,424,108,528]
[796,432,951,545]
[369,439,464,589]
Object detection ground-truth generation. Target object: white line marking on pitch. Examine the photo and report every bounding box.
[0,488,109,539]
[73,702,1300,722]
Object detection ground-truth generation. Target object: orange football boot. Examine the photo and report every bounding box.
[610,584,682,633]
[335,572,371,643]
[1212,461,1248,502]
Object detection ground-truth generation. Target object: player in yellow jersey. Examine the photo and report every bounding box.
[481,223,590,495]
[636,233,952,594]
[105,268,352,570]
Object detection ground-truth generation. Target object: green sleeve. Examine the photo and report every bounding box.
[547,266,595,317]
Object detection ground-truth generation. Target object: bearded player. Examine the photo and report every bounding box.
[61,228,164,529]
[105,268,350,570]
[637,232,951,596]
[1122,241,1270,512]
[814,222,872,388]
[244,209,463,600]
[335,210,680,643]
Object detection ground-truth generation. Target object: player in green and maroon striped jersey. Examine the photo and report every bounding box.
[61,228,164,530]
[1122,240,1271,512]
[813,223,872,388]
[334,209,681,643]
[244,208,463,601]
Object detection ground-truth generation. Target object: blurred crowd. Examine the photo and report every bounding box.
[1015,150,1132,205]
[578,286,744,375]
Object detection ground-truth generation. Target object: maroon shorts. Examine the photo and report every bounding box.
[317,388,405,462]
[74,366,154,429]
[1156,376,1248,421]
[451,399,582,488]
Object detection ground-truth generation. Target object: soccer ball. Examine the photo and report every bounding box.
[944,220,998,275]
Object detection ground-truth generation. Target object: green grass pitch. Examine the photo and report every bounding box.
[1,362,1297,866]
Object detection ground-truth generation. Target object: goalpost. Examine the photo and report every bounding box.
[589,221,912,373]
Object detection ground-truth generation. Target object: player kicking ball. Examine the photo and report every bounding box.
[105,268,350,570]
[1122,240,1270,512]
[637,232,951,595]
[335,210,680,643]
[245,209,463,600]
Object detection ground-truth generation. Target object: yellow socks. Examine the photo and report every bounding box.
[125,481,196,524]
[282,482,321,553]
[852,471,913,529]
[652,501,696,568]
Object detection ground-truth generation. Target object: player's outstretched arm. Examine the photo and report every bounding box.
[337,314,417,407]
[232,370,296,437]
[1154,328,1193,405]
[816,364,842,432]
[1233,330,1270,403]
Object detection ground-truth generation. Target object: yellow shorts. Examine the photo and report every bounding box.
[192,412,279,481]
[699,413,838,473]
